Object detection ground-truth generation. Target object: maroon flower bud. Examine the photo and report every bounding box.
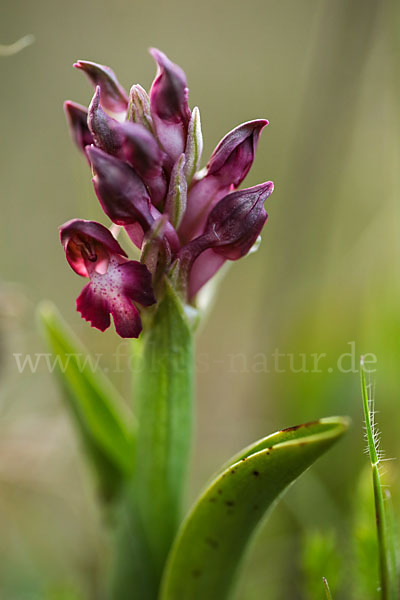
[149,48,191,163]
[60,219,155,338]
[201,181,273,259]
[64,101,94,155]
[207,119,268,185]
[87,146,153,230]
[74,60,128,113]
[88,87,123,156]
[115,121,167,207]
[179,119,268,242]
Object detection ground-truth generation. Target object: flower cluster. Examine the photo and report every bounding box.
[61,49,274,337]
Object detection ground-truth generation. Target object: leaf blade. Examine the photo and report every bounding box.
[160,417,349,600]
[38,302,136,498]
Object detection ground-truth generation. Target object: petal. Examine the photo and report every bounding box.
[74,60,128,113]
[64,101,94,155]
[76,282,111,331]
[149,48,191,162]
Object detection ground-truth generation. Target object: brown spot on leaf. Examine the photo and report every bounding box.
[281,420,319,433]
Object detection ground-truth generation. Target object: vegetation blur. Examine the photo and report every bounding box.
[1,0,399,598]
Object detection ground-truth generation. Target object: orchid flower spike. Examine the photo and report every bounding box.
[61,48,274,337]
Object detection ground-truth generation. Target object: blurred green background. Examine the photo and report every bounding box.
[1,0,399,598]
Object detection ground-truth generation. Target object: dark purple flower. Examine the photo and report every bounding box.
[149,48,191,163]
[176,182,274,297]
[60,219,155,337]
[74,60,128,113]
[63,49,274,336]
[179,119,268,242]
[64,101,94,155]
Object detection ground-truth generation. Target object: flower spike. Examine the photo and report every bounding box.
[60,219,155,338]
[63,49,274,335]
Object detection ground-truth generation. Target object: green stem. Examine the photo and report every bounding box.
[113,280,194,598]
[360,361,392,600]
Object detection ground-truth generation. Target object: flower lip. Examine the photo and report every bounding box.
[60,218,127,277]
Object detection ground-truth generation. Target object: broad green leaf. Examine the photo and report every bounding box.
[133,280,194,587]
[160,416,349,600]
[38,302,136,499]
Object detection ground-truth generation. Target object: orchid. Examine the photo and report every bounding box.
[39,48,351,600]
[62,48,273,337]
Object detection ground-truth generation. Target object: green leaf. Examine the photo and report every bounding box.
[160,416,349,600]
[38,301,136,500]
[133,280,194,586]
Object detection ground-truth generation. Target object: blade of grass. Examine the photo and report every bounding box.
[322,577,333,599]
[384,489,399,598]
[360,358,394,600]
